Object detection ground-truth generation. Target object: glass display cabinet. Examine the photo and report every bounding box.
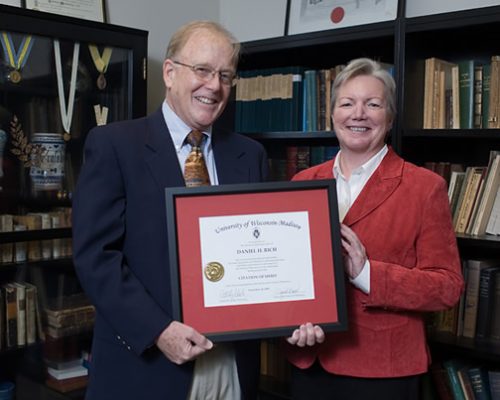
[0,4,147,399]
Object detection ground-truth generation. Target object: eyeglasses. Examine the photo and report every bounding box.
[172,60,237,87]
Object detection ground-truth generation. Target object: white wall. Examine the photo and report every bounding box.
[219,0,288,43]
[106,0,219,113]
[3,0,500,112]
[406,0,500,17]
[0,0,220,114]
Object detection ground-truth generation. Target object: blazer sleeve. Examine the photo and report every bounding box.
[367,176,464,312]
[72,128,170,355]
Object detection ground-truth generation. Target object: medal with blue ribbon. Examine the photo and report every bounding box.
[0,31,34,83]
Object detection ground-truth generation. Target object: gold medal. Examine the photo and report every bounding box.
[63,132,71,141]
[97,72,107,90]
[1,33,33,85]
[9,69,21,83]
[204,262,225,282]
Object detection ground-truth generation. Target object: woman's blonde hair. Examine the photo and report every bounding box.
[331,57,396,122]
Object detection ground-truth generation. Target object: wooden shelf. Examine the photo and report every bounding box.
[429,332,500,363]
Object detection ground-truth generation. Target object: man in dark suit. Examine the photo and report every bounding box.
[72,20,268,400]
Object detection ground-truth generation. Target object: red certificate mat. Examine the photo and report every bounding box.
[165,180,347,342]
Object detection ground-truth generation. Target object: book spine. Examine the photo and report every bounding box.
[489,270,500,340]
[4,285,18,348]
[473,65,483,128]
[463,261,483,338]
[488,56,500,128]
[444,361,466,400]
[25,284,37,344]
[467,367,490,400]
[475,267,498,339]
[458,60,474,129]
[15,283,26,346]
[0,214,14,263]
[482,63,491,129]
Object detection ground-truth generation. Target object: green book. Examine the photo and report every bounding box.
[291,67,304,131]
[443,359,467,400]
[458,60,477,129]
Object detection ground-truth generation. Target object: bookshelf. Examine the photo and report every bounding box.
[0,4,147,399]
[217,1,500,398]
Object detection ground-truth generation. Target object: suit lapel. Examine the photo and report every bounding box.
[343,149,404,226]
[212,132,248,184]
[143,109,184,189]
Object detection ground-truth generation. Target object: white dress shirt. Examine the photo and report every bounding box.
[333,144,388,294]
[162,101,219,185]
[162,101,241,400]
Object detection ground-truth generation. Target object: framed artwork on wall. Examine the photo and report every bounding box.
[23,0,106,22]
[286,0,398,36]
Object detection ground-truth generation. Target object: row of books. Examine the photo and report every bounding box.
[430,359,500,400]
[1,282,95,350]
[423,55,500,129]
[430,258,500,342]
[424,150,500,236]
[234,65,342,132]
[235,62,394,133]
[43,293,95,340]
[43,336,90,393]
[450,152,500,236]
[1,281,41,349]
[268,145,340,181]
[0,208,72,263]
[42,295,94,393]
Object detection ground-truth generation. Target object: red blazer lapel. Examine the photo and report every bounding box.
[343,148,404,226]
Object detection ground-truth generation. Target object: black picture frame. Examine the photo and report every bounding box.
[165,180,347,342]
[22,0,107,23]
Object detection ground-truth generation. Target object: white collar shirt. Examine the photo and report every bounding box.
[161,101,239,399]
[162,101,219,185]
[333,144,388,294]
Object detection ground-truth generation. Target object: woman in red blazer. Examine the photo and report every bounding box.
[286,58,464,400]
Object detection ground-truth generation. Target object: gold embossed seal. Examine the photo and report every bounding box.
[204,262,224,282]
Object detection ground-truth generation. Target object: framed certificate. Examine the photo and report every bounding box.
[165,180,347,342]
[23,0,106,23]
[286,0,398,36]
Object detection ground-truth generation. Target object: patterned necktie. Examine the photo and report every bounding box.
[184,130,210,187]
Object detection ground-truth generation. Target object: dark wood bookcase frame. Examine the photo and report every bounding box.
[217,0,500,397]
[2,1,499,398]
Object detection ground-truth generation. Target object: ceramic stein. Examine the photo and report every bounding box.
[29,133,65,192]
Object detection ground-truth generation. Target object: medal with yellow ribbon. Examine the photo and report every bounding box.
[88,44,113,90]
[0,31,34,83]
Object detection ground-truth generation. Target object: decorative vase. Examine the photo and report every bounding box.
[29,133,65,192]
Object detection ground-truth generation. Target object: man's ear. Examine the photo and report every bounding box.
[163,59,175,89]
